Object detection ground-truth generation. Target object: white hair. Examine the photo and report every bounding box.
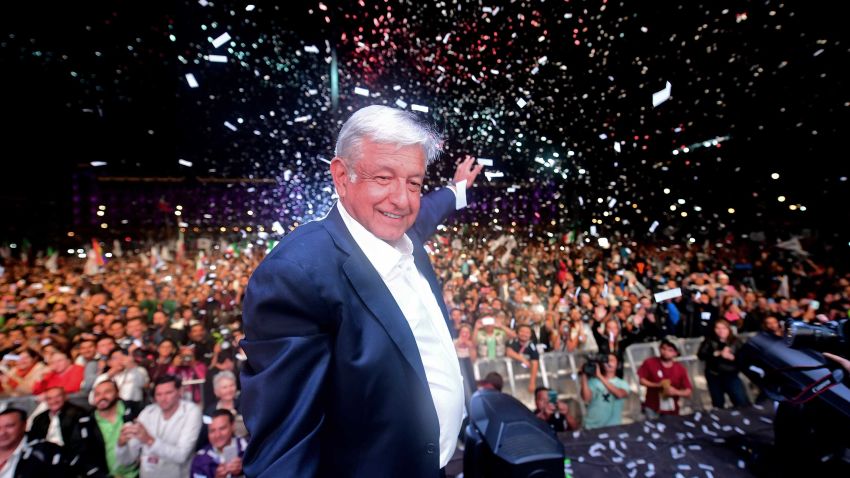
[334,105,442,180]
[213,370,236,390]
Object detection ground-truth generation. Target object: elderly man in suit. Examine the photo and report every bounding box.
[27,386,85,446]
[240,105,483,477]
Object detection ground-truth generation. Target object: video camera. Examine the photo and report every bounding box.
[738,325,850,474]
[785,318,849,355]
[581,353,608,376]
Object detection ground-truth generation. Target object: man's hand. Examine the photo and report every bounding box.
[824,352,850,374]
[228,457,243,475]
[134,422,154,446]
[595,365,605,381]
[118,423,135,446]
[453,155,484,188]
[536,402,555,421]
[214,463,230,478]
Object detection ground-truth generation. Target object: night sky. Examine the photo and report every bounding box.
[1,0,847,248]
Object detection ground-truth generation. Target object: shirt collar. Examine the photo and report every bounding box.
[337,201,414,279]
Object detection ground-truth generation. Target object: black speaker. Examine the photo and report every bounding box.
[463,389,564,478]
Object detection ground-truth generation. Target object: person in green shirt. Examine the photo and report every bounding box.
[70,380,143,478]
[475,317,507,359]
[580,354,629,429]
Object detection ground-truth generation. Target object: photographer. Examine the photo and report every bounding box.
[506,324,540,393]
[560,308,597,353]
[167,345,207,403]
[579,353,629,429]
[533,386,579,432]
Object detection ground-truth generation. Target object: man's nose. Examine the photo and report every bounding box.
[388,179,410,209]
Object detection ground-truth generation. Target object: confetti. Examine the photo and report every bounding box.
[211,32,231,48]
[652,81,672,107]
[654,288,682,302]
[185,73,199,88]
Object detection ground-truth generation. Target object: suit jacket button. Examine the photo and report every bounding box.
[425,443,436,455]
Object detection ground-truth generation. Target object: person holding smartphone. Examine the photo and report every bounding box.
[190,409,247,478]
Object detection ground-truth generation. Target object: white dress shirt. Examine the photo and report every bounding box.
[0,439,24,478]
[116,399,202,478]
[90,367,149,404]
[338,199,465,468]
[45,412,63,446]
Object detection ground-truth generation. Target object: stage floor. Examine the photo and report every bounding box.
[447,403,776,477]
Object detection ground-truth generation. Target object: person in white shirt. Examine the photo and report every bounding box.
[90,348,149,404]
[116,374,201,478]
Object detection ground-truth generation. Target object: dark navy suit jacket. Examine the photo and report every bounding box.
[240,188,457,477]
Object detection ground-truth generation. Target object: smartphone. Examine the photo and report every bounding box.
[548,389,558,404]
[809,300,820,311]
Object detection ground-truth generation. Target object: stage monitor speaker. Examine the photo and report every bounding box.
[463,389,564,478]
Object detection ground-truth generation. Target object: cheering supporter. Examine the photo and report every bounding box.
[637,339,693,419]
[0,348,46,397]
[698,319,751,408]
[190,409,247,478]
[115,375,202,477]
[32,351,84,395]
[70,379,144,478]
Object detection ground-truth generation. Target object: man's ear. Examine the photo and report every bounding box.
[330,158,350,199]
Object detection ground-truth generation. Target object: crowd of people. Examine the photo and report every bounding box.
[0,229,848,475]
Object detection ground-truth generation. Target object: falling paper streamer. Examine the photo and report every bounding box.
[208,54,228,63]
[477,158,494,166]
[411,104,429,113]
[654,288,682,302]
[211,32,231,48]
[185,73,199,88]
[648,220,660,233]
[178,159,193,167]
[354,87,370,96]
[652,81,672,107]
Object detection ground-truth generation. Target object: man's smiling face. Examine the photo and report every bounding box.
[332,137,426,243]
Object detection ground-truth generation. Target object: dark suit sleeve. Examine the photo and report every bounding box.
[27,413,48,441]
[408,187,456,246]
[239,255,334,478]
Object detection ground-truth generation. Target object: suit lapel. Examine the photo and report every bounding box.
[322,205,430,391]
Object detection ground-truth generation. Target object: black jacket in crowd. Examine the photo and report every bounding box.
[27,401,87,445]
[67,400,143,478]
[697,336,744,376]
[10,439,69,477]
